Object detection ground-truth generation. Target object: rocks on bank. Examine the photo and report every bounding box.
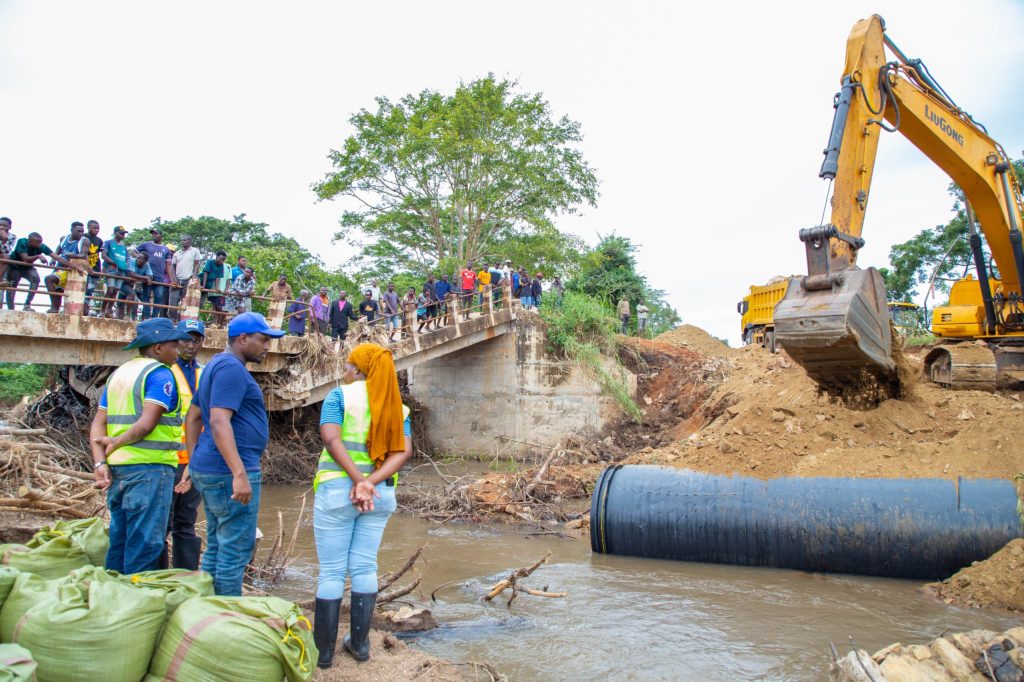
[832,626,1024,682]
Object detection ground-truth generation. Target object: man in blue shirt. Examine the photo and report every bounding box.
[183,312,284,595]
[135,228,174,319]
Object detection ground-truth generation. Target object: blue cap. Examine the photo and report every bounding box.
[123,318,192,351]
[228,312,286,339]
[176,319,206,337]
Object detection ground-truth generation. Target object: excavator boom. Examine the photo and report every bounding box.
[775,14,1024,392]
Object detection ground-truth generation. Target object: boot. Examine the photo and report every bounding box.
[343,592,376,662]
[313,598,342,669]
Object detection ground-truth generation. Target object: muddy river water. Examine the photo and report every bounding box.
[256,475,1020,681]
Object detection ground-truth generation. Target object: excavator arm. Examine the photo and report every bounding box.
[774,14,1024,392]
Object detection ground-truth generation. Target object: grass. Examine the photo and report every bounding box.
[903,332,936,346]
[539,292,642,422]
[0,363,50,404]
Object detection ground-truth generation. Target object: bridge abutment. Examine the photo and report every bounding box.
[407,315,634,458]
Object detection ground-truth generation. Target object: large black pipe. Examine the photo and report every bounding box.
[591,466,1023,580]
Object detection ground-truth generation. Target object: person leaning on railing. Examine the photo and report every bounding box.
[4,232,75,311]
[312,343,412,668]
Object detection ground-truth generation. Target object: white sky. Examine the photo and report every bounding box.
[2,0,1022,345]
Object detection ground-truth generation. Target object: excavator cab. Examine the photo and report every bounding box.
[774,226,897,391]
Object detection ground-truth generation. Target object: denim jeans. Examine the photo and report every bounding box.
[106,463,175,574]
[520,294,534,308]
[192,470,262,596]
[4,268,39,310]
[313,477,396,598]
[144,284,167,319]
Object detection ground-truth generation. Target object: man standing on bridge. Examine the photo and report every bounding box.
[185,312,283,595]
[90,318,192,573]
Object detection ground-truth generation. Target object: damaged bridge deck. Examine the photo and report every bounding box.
[0,289,519,411]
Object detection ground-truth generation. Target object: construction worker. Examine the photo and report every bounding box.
[90,318,191,574]
[157,318,206,570]
[312,343,412,668]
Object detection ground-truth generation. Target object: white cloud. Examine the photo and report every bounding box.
[1,0,1021,344]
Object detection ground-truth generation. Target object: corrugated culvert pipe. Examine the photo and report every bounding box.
[590,465,1023,579]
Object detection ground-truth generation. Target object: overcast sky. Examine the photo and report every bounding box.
[2,0,1022,344]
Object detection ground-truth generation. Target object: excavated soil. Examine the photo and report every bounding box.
[925,538,1024,613]
[312,630,471,681]
[653,324,734,358]
[627,342,1024,482]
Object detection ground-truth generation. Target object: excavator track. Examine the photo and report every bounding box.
[923,345,997,390]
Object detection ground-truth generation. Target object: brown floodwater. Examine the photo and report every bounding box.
[256,471,1021,681]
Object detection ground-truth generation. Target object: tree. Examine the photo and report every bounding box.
[880,158,1023,303]
[568,234,680,335]
[313,75,599,274]
[126,214,358,303]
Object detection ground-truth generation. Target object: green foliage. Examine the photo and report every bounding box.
[903,332,937,347]
[567,234,680,336]
[539,292,642,422]
[314,75,599,275]
[126,215,359,308]
[0,364,49,403]
[882,158,1023,303]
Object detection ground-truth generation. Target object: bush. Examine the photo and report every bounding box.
[0,364,49,403]
[539,292,641,421]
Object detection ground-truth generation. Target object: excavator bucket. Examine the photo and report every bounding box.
[774,267,896,390]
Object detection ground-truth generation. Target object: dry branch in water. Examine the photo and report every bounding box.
[483,551,566,607]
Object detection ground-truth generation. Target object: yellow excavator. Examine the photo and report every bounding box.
[774,14,1024,391]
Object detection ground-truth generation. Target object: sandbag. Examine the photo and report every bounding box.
[28,518,109,567]
[0,537,89,579]
[0,566,165,682]
[0,568,18,612]
[145,595,317,682]
[0,644,36,682]
[118,569,214,617]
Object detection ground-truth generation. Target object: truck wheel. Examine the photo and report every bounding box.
[765,330,777,354]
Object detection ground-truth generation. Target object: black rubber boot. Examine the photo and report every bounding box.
[342,592,376,662]
[314,597,342,669]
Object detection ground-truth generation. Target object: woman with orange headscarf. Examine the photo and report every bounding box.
[311,343,412,668]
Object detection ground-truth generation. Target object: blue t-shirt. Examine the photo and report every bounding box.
[320,386,412,436]
[136,242,171,283]
[189,352,268,474]
[98,364,178,412]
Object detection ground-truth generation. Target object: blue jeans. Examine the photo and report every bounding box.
[143,284,167,319]
[192,470,262,596]
[106,463,175,574]
[313,477,396,598]
[520,294,534,308]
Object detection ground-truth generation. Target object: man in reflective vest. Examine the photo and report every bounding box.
[157,318,206,570]
[90,317,191,574]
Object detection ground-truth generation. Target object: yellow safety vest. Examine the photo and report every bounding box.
[169,361,203,465]
[105,357,182,467]
[313,381,409,492]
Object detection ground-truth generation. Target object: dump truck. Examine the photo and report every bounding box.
[737,278,790,352]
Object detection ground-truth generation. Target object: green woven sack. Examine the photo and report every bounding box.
[0,537,89,579]
[0,566,165,682]
[118,569,215,617]
[28,517,109,567]
[0,568,19,612]
[145,595,317,682]
[0,644,36,682]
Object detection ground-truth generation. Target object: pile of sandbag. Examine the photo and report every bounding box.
[0,516,317,682]
[0,517,108,578]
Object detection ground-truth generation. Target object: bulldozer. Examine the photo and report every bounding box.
[774,14,1024,392]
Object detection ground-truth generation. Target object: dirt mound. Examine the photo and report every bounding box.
[655,324,733,357]
[925,538,1024,612]
[630,342,1024,481]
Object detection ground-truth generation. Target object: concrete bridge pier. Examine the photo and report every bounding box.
[407,316,635,458]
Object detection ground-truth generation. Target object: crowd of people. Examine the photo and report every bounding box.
[93,310,415,667]
[0,218,568,341]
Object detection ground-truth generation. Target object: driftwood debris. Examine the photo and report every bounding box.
[0,436,106,519]
[483,551,567,607]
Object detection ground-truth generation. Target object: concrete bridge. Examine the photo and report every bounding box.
[0,267,630,455]
[0,269,519,411]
